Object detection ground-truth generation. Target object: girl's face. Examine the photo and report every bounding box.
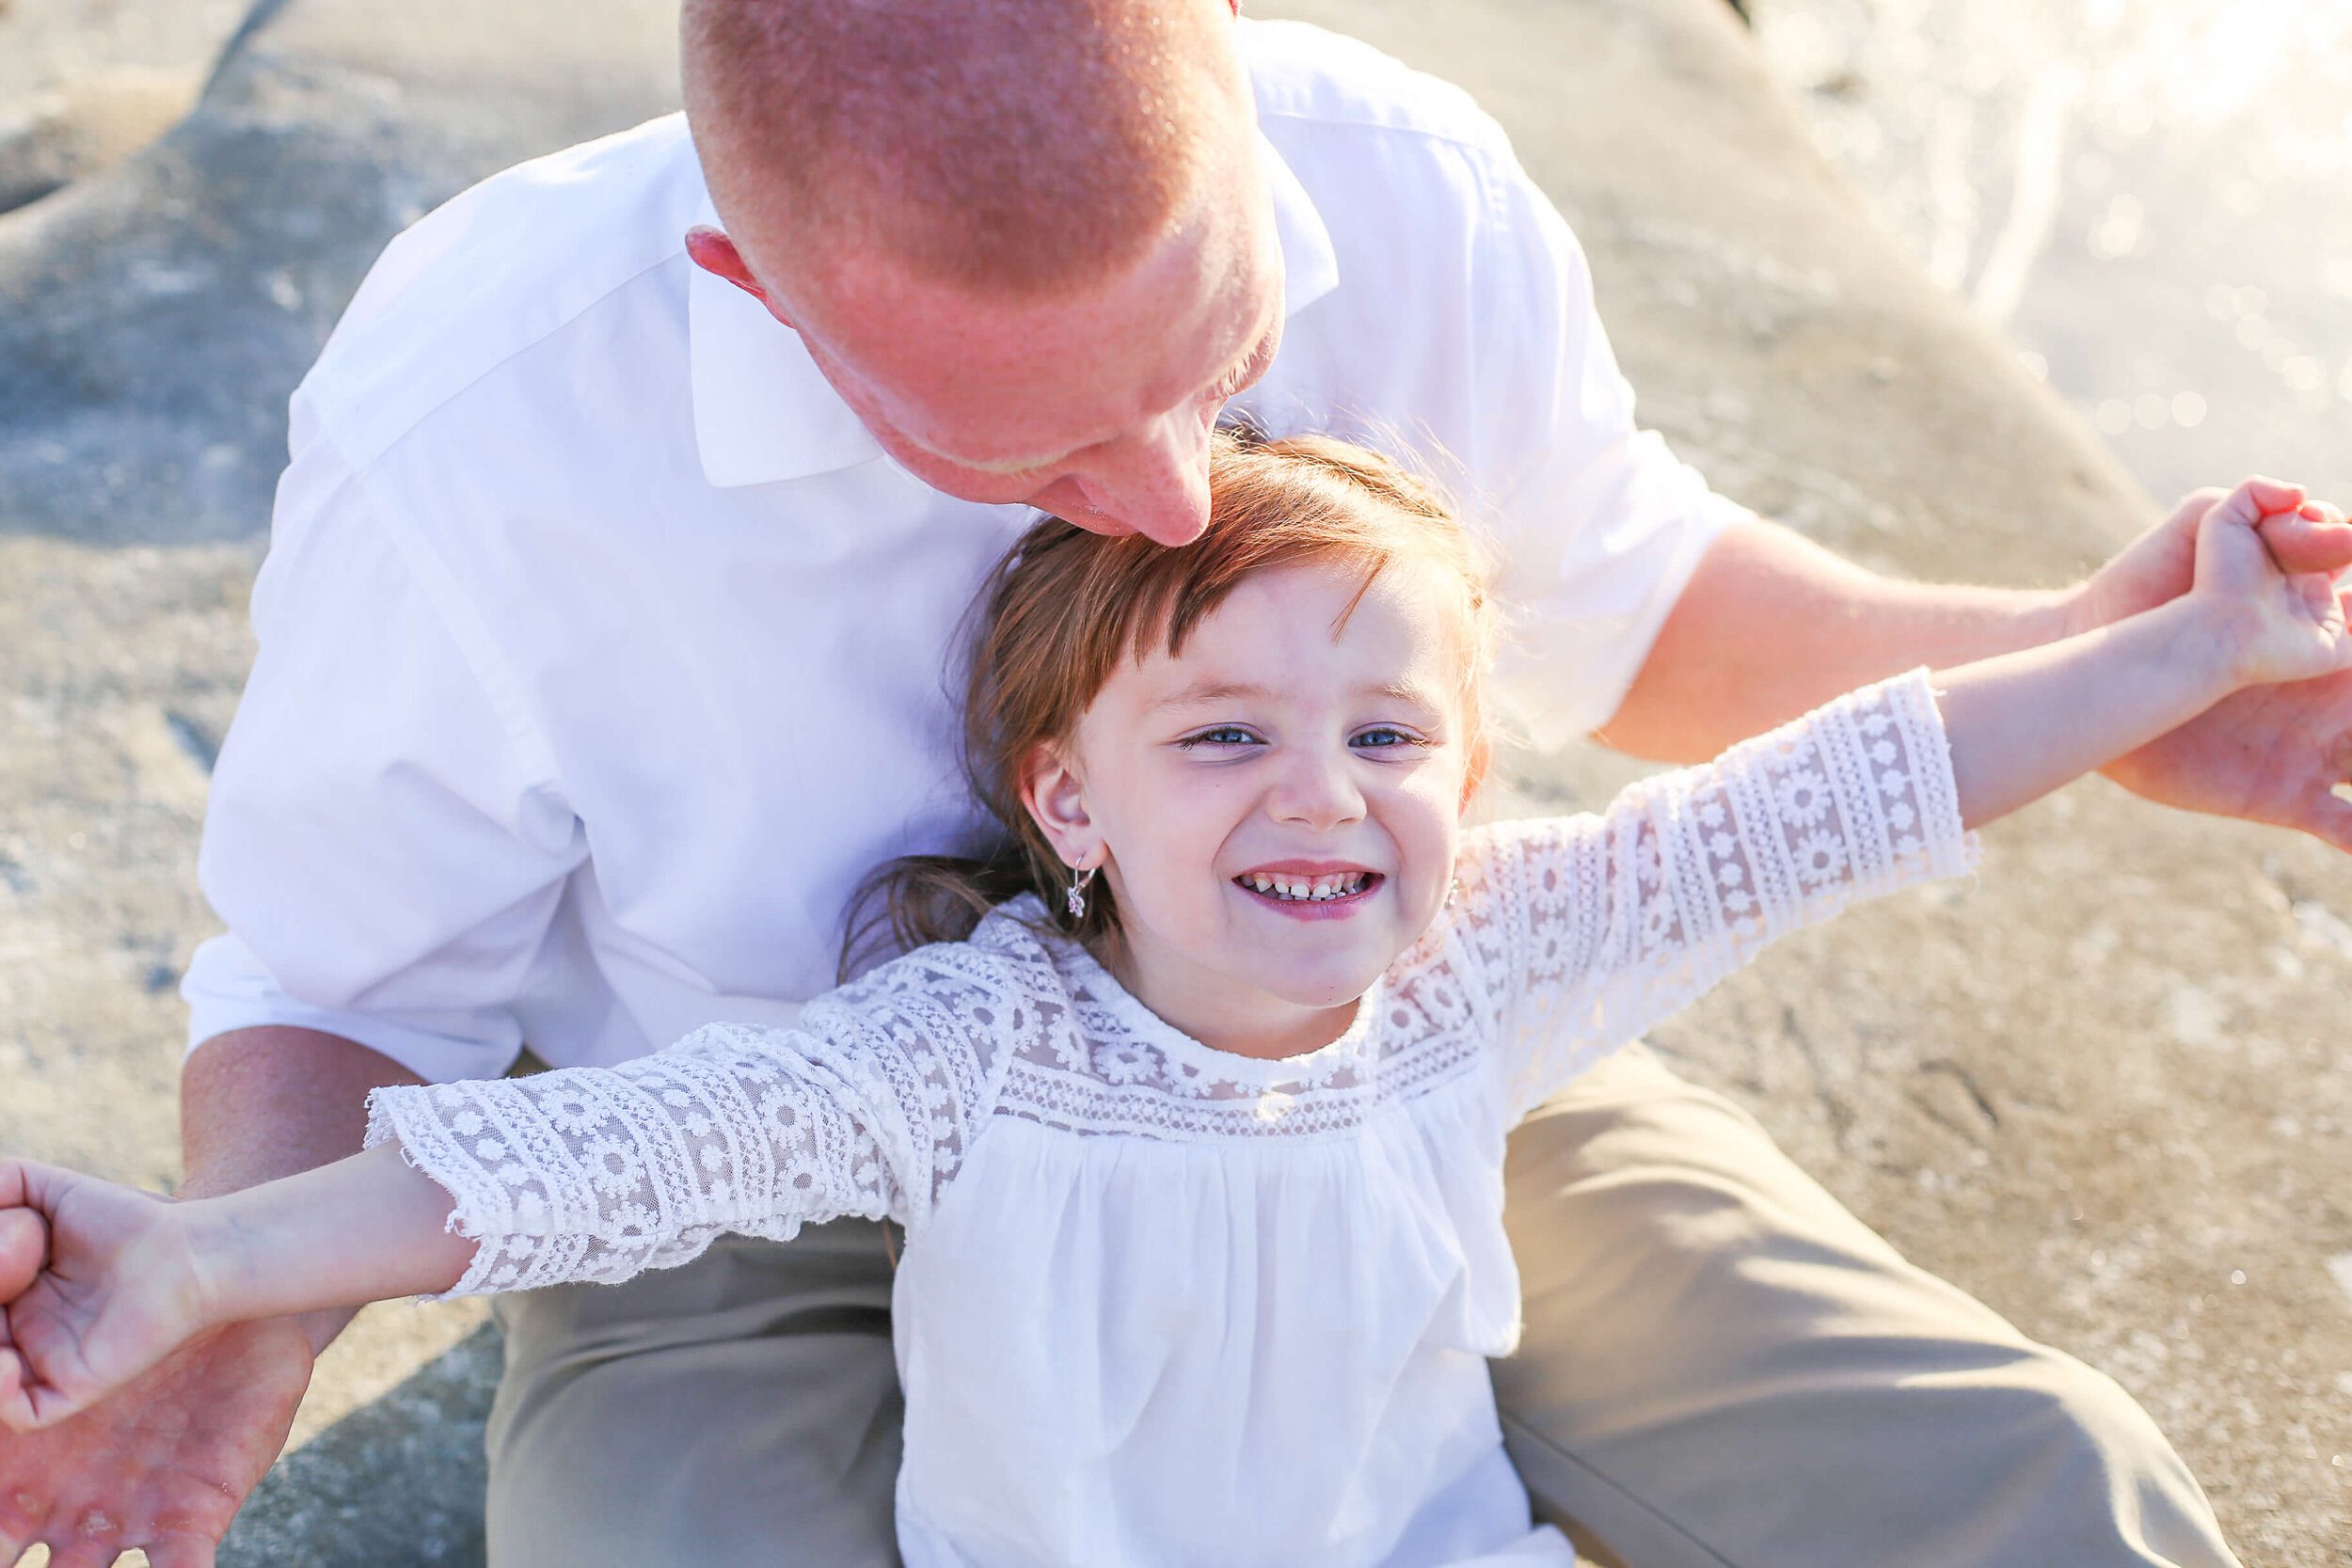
[1025,557,1479,1060]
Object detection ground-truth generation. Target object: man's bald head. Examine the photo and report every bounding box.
[682,0,1237,297]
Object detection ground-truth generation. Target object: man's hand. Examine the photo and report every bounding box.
[2101,668,2352,850]
[0,1026,412,1567]
[0,1317,310,1568]
[0,1158,306,1567]
[2075,480,2352,849]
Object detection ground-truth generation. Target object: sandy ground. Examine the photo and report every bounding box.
[0,0,245,212]
[1,0,2347,1562]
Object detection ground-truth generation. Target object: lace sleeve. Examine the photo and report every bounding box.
[363,944,1024,1296]
[1457,669,1978,1117]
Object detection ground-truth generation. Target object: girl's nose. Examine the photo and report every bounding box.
[1267,747,1367,832]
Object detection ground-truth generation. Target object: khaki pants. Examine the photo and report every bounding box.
[482,1050,2237,1567]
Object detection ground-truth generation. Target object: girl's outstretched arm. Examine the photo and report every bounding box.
[1940,478,2352,828]
[1479,478,2349,1114]
[0,1146,474,1432]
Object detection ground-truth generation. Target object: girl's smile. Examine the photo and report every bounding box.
[1232,862,1383,917]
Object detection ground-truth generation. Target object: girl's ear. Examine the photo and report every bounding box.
[1020,744,1104,870]
[1458,734,1493,815]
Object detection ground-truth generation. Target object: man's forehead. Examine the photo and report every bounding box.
[803,189,1282,468]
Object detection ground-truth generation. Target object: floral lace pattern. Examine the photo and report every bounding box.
[1454,668,1973,1117]
[986,915,1494,1145]
[369,671,1971,1296]
[366,942,1039,1292]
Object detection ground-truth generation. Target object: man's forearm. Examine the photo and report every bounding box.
[1599,519,2080,763]
[181,1025,427,1352]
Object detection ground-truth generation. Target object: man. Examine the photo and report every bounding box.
[5,2,2345,1564]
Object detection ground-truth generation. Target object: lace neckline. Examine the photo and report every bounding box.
[1002,898,1387,1091]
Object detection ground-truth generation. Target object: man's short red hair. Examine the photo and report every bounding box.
[682,0,1225,298]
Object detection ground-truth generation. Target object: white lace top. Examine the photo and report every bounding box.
[368,673,1973,1568]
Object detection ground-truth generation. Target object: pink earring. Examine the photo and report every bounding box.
[1066,865,1098,921]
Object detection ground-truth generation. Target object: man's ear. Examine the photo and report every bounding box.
[685,226,794,326]
[1021,745,1104,871]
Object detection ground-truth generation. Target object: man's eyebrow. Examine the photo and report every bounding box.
[1209,319,1278,395]
[898,311,1280,478]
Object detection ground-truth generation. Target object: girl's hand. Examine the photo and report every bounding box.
[2190,478,2352,691]
[0,1160,215,1433]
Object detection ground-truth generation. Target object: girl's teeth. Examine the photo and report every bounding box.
[1243,872,1368,901]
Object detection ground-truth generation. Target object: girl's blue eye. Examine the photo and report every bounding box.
[1351,726,1425,752]
[1180,725,1260,750]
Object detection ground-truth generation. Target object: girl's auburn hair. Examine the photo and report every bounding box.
[840,429,1495,977]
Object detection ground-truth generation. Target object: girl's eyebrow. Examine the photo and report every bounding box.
[1150,678,1445,712]
[1151,679,1273,712]
[1371,680,1444,708]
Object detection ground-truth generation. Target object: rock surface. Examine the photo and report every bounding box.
[0,0,247,214]
[2,0,673,1560]
[1,0,2345,1563]
[0,0,680,546]
[216,1326,502,1568]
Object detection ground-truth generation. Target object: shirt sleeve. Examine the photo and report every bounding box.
[1469,142,1754,749]
[363,942,1018,1295]
[1454,670,1979,1120]
[182,430,586,1083]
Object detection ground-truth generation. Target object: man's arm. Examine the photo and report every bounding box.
[1597,519,2071,763]
[1601,495,2352,852]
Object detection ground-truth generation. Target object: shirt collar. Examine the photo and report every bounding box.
[688,129,1341,489]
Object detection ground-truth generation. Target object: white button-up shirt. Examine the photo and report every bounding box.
[183,18,1749,1083]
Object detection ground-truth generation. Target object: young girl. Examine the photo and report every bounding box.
[3,436,2344,1567]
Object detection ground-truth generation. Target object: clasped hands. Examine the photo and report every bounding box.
[0,1155,318,1568]
[2074,477,2352,845]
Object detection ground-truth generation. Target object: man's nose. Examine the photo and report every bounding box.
[1079,413,1213,546]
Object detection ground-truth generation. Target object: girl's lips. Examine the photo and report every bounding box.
[1232,871,1384,921]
